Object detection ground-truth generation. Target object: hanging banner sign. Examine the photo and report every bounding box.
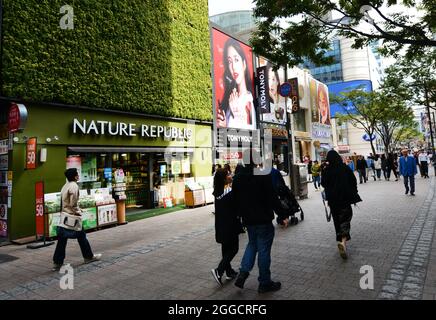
[26,137,37,170]
[8,103,28,133]
[257,66,270,114]
[35,181,45,237]
[0,140,8,155]
[288,78,300,114]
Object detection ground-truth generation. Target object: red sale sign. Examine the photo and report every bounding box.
[35,182,44,237]
[26,137,37,170]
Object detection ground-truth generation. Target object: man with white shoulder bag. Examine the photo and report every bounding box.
[52,168,102,271]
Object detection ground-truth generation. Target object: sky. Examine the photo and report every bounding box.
[208,0,254,16]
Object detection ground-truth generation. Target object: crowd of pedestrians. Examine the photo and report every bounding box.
[210,147,433,294]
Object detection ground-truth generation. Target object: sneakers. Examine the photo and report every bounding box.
[411,192,415,196]
[84,253,102,264]
[405,189,409,195]
[337,243,348,259]
[211,268,222,286]
[258,281,281,293]
[234,271,249,289]
[52,263,64,272]
[225,269,238,280]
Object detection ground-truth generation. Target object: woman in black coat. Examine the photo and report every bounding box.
[321,150,362,259]
[211,168,243,286]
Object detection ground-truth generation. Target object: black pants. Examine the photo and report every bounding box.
[387,168,398,179]
[330,205,353,242]
[217,238,239,276]
[420,161,429,178]
[53,227,94,264]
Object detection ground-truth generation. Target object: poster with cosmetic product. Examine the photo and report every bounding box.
[97,204,117,226]
[81,155,97,182]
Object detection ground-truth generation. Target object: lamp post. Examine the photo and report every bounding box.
[424,85,435,158]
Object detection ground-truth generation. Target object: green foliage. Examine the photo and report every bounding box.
[252,0,436,67]
[1,0,212,120]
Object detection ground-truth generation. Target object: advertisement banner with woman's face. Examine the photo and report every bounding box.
[212,28,256,130]
[310,79,318,123]
[317,83,331,126]
[258,58,287,125]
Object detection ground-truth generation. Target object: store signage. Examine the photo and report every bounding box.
[289,78,300,114]
[257,66,270,114]
[72,119,193,141]
[0,204,7,220]
[271,128,288,138]
[26,137,37,170]
[171,160,181,175]
[279,82,291,97]
[338,145,350,152]
[0,140,7,155]
[362,133,376,142]
[0,171,7,187]
[8,103,28,133]
[222,152,242,160]
[0,219,7,237]
[0,155,8,170]
[312,123,332,139]
[35,182,44,237]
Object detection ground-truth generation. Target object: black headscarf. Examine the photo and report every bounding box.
[326,150,343,168]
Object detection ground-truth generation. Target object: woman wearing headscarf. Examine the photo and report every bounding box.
[321,150,362,259]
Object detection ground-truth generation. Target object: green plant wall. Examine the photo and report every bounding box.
[1,0,212,120]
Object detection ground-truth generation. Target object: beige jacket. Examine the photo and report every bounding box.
[61,181,81,215]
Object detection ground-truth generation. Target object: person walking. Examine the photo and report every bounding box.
[307,160,313,182]
[346,157,355,173]
[211,168,243,286]
[311,160,321,190]
[387,153,399,181]
[52,168,101,271]
[381,154,388,180]
[374,155,382,181]
[366,155,376,181]
[399,149,418,196]
[418,151,429,178]
[321,150,362,259]
[356,156,368,184]
[232,149,286,294]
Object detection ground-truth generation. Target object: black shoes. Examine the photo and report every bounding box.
[211,268,222,286]
[411,192,415,196]
[258,281,282,293]
[405,190,409,195]
[234,271,249,289]
[225,269,238,280]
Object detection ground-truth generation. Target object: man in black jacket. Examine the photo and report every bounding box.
[232,149,286,294]
[356,155,368,184]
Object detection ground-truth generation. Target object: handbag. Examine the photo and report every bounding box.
[58,196,83,231]
[59,211,83,231]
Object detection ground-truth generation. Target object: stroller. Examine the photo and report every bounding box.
[276,184,304,226]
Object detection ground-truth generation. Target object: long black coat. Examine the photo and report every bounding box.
[214,189,243,244]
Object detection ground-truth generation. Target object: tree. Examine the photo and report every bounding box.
[251,0,436,67]
[330,89,380,155]
[392,125,423,150]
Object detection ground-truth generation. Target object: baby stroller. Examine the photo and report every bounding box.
[276,184,304,226]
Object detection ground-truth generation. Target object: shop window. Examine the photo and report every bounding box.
[293,109,307,132]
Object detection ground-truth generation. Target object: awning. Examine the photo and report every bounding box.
[67,146,195,153]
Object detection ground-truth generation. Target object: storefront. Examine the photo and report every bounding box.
[1,102,212,240]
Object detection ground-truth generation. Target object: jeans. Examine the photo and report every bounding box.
[403,175,415,194]
[53,227,94,264]
[375,169,382,179]
[240,223,275,286]
[217,238,239,276]
[313,176,321,189]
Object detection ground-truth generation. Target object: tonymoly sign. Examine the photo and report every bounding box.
[72,119,193,140]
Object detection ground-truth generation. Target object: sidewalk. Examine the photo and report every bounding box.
[0,174,435,300]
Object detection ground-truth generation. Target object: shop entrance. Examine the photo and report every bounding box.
[66,150,194,210]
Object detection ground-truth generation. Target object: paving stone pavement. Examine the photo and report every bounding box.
[0,173,435,300]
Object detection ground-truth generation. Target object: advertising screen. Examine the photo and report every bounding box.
[212,28,256,130]
[328,80,373,117]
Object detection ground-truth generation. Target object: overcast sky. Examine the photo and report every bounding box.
[208,0,255,16]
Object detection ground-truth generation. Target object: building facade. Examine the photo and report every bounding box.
[0,0,213,241]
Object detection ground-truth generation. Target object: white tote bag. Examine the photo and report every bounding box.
[59,212,83,231]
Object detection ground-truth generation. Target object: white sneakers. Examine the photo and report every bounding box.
[84,253,102,264]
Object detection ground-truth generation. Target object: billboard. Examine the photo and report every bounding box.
[212,28,256,130]
[328,80,373,117]
[317,82,331,125]
[257,58,286,125]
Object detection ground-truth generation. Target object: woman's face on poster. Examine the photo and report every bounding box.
[319,89,328,121]
[268,67,278,99]
[227,46,246,86]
